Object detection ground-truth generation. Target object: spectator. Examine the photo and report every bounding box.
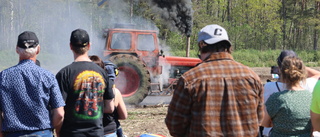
[56,29,115,137]
[263,50,320,136]
[0,31,65,137]
[165,24,264,137]
[311,82,320,136]
[89,55,128,137]
[262,56,312,137]
[104,61,127,137]
[310,69,320,135]
[89,55,105,68]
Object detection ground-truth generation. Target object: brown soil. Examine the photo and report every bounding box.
[121,105,170,137]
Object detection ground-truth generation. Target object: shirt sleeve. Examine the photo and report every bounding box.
[165,77,192,137]
[103,76,114,100]
[55,70,68,101]
[311,81,320,114]
[265,92,284,118]
[49,76,66,109]
[257,80,264,123]
[264,82,277,103]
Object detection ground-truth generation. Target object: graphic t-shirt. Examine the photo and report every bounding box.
[56,61,114,137]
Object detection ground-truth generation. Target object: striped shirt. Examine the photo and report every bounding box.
[165,52,264,137]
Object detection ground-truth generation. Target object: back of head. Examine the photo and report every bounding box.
[16,31,39,58]
[89,55,104,68]
[70,29,90,54]
[277,50,297,67]
[197,24,232,53]
[280,56,306,88]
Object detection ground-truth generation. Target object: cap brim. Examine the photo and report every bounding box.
[204,38,231,45]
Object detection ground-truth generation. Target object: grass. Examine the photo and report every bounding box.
[1,49,319,72]
[171,49,320,67]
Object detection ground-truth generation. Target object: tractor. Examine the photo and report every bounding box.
[103,24,201,104]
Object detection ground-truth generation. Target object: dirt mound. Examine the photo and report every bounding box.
[251,67,274,83]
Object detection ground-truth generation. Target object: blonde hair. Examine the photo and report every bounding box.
[280,56,306,89]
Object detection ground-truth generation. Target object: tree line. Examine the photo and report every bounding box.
[0,0,319,54]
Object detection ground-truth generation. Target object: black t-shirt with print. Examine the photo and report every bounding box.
[56,61,115,137]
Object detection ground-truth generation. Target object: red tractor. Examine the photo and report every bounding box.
[103,25,201,104]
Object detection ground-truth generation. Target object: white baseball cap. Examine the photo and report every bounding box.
[197,24,231,46]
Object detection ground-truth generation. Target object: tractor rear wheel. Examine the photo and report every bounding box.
[109,54,150,104]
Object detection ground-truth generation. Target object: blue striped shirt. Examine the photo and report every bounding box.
[0,59,65,132]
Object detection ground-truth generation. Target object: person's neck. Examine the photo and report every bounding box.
[288,84,304,90]
[19,56,36,63]
[74,53,91,62]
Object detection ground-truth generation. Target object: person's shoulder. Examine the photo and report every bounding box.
[271,89,290,98]
[57,63,72,72]
[268,90,284,100]
[264,82,277,89]
[37,66,55,75]
[306,77,318,84]
[180,64,203,80]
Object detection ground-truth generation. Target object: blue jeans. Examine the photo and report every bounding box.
[4,129,53,137]
[104,131,117,137]
[117,127,124,137]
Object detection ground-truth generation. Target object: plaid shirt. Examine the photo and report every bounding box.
[165,52,264,137]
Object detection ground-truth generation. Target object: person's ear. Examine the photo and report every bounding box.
[198,41,206,49]
[36,45,40,55]
[87,42,91,50]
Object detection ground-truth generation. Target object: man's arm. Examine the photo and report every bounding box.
[103,77,115,114]
[257,82,264,124]
[165,78,191,137]
[52,107,64,137]
[311,111,320,131]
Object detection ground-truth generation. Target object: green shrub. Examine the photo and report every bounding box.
[170,49,320,67]
[1,49,319,72]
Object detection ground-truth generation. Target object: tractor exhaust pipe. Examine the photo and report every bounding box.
[186,36,190,57]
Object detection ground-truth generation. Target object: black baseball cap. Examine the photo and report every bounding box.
[70,29,89,47]
[277,50,297,67]
[17,31,39,49]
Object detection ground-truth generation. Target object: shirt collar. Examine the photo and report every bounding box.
[204,52,234,62]
[18,59,35,65]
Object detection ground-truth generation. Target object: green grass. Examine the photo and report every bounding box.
[171,49,320,67]
[1,49,319,72]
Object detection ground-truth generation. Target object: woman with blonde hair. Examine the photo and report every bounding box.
[262,56,312,137]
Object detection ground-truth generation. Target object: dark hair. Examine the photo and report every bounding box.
[89,55,105,69]
[277,50,297,67]
[201,41,232,53]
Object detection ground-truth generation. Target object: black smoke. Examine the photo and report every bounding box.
[144,0,193,36]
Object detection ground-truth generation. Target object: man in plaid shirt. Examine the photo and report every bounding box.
[165,24,264,137]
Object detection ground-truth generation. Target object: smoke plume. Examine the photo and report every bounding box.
[145,0,194,36]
